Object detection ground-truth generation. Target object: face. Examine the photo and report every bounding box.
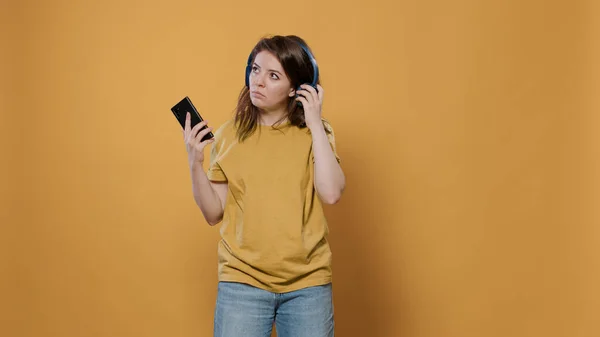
[248,51,295,111]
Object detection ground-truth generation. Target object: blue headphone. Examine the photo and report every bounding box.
[245,41,319,106]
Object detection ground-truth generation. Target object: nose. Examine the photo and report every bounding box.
[251,72,265,88]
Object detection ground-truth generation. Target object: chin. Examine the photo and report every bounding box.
[250,97,287,111]
[252,101,279,111]
[250,97,267,108]
[250,101,261,108]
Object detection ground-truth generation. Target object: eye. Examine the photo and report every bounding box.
[252,65,259,72]
[270,72,279,80]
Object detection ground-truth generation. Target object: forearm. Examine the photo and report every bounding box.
[311,125,345,204]
[189,164,224,225]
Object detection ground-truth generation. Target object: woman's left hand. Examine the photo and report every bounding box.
[296,84,324,130]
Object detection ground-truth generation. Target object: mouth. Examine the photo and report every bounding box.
[250,91,266,98]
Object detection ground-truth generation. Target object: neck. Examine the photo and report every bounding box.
[258,106,288,125]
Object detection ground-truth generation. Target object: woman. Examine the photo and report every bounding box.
[182,34,345,337]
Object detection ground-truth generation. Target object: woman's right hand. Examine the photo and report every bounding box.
[183,112,215,168]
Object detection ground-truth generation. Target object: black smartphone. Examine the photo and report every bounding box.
[171,96,214,142]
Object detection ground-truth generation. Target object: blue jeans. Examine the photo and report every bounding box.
[213,281,335,337]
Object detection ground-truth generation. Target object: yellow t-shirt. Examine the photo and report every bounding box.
[207,118,341,293]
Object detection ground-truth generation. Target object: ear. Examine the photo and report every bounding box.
[289,87,296,97]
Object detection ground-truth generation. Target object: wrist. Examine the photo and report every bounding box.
[309,124,328,142]
[307,120,324,132]
[190,160,205,171]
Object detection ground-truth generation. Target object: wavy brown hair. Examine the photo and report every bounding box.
[234,35,331,142]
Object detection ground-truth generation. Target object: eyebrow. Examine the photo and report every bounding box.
[253,62,283,75]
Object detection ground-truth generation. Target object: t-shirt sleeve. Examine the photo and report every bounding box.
[313,119,341,164]
[207,125,228,182]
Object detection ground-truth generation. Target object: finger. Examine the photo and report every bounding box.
[184,112,191,131]
[316,84,324,102]
[195,133,215,150]
[199,137,216,147]
[185,120,208,144]
[190,120,209,136]
[296,89,312,105]
[295,95,309,107]
[194,126,213,144]
[301,84,319,102]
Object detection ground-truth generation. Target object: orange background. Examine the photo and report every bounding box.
[2,0,600,336]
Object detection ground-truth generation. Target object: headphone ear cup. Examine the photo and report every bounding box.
[245,51,255,88]
[245,65,251,87]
